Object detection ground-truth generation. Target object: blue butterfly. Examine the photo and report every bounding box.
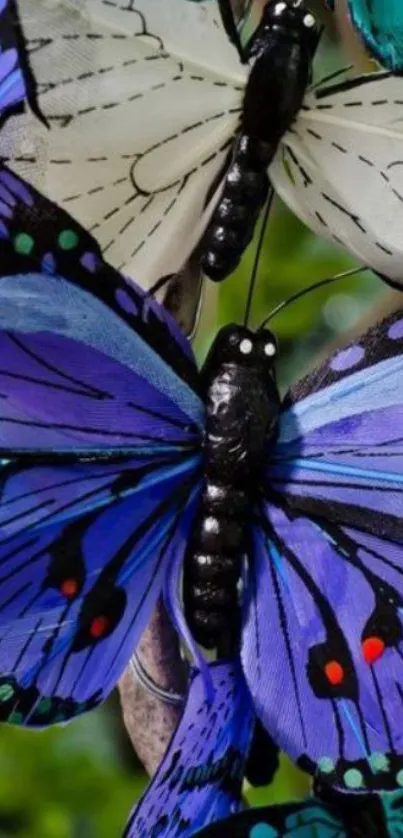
[0,160,403,796]
[327,0,403,72]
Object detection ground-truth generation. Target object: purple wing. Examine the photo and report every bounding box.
[0,163,205,724]
[0,0,28,123]
[124,659,254,838]
[0,457,200,725]
[0,165,199,393]
[0,165,203,454]
[243,310,403,792]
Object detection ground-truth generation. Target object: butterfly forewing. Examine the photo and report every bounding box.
[0,0,243,285]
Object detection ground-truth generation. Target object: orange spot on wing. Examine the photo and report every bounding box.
[60,578,79,598]
[324,660,344,686]
[90,616,109,639]
[362,636,385,665]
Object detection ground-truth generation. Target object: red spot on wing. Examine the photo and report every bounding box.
[324,660,344,686]
[90,616,109,639]
[362,636,385,665]
[60,578,79,598]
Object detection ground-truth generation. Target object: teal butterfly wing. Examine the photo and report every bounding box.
[328,0,403,71]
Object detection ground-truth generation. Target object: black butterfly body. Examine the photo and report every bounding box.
[202,0,319,280]
[184,324,280,648]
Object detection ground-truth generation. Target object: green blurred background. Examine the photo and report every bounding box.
[0,4,394,838]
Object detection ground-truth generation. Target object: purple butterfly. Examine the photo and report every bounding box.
[0,160,401,796]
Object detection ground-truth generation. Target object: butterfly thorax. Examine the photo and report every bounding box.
[201,1,319,281]
[242,1,318,145]
[184,325,280,650]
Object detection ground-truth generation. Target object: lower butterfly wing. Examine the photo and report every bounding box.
[124,659,254,838]
[0,456,200,725]
[1,0,243,284]
[270,72,403,287]
[243,309,403,791]
[192,799,346,837]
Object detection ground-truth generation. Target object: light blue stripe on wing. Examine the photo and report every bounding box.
[279,354,403,444]
[278,457,403,485]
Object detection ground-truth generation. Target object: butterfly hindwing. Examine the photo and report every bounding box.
[124,659,254,838]
[242,308,403,792]
[0,466,199,725]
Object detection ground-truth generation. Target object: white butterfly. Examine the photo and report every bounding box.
[4,0,403,288]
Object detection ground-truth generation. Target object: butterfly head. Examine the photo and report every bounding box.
[203,324,278,376]
[261,0,319,53]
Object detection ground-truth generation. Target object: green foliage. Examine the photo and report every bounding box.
[0,706,142,838]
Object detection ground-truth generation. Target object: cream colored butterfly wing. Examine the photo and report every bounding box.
[2,0,245,285]
[270,71,403,285]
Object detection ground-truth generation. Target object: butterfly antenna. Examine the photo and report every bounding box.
[243,187,274,327]
[130,651,184,706]
[258,266,368,331]
[312,65,354,92]
[147,273,175,298]
[217,0,247,63]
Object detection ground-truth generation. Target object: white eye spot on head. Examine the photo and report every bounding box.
[303,13,316,27]
[264,342,276,358]
[274,2,287,15]
[239,338,253,355]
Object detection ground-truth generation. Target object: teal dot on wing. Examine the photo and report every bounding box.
[396,769,403,787]
[250,824,279,838]
[53,713,67,723]
[37,697,52,714]
[318,757,335,774]
[14,232,34,255]
[0,684,14,702]
[369,752,389,773]
[8,711,24,724]
[344,768,364,789]
[58,229,79,250]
